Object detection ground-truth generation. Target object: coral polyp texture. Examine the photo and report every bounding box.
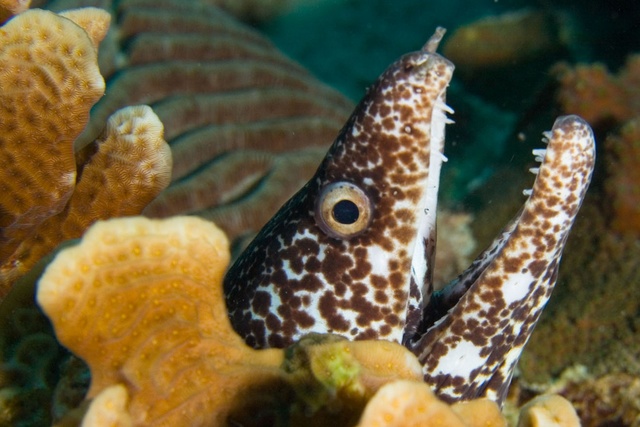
[554,55,640,126]
[604,118,640,234]
[0,8,173,296]
[36,216,285,426]
[354,380,505,427]
[0,8,105,272]
[554,54,640,235]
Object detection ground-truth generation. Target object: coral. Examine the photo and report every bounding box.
[442,9,561,69]
[554,54,640,127]
[0,247,69,426]
[79,385,132,427]
[3,105,172,288]
[0,8,105,269]
[283,333,424,422]
[557,372,640,427]
[604,117,640,234]
[36,216,286,426]
[0,0,30,23]
[517,394,580,427]
[354,380,506,427]
[0,7,173,297]
[211,0,320,22]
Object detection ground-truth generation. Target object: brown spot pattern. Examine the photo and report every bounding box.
[224,39,454,350]
[409,115,595,405]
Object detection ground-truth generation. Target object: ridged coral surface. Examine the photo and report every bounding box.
[37,216,286,426]
[0,8,104,268]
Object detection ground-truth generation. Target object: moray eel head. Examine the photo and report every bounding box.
[224,28,454,349]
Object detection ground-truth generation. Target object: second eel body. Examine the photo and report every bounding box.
[223,28,595,404]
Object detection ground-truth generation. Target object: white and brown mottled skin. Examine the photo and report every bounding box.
[223,28,596,406]
[409,115,595,404]
[224,28,453,348]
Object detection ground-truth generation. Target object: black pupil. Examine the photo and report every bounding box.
[332,199,360,224]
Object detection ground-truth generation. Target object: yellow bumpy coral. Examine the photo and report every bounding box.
[0,8,105,265]
[0,8,173,295]
[37,216,286,426]
[11,105,172,277]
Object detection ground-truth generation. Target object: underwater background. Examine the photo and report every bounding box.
[1,0,640,425]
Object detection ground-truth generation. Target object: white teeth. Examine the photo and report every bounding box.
[522,188,533,196]
[436,98,455,114]
[532,148,546,162]
[529,167,539,175]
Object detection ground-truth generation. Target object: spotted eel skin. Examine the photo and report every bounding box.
[224,28,595,405]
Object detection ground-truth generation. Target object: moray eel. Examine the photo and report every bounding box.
[224,28,595,405]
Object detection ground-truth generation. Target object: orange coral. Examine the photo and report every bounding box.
[37,216,286,426]
[554,53,640,126]
[4,106,172,283]
[604,118,640,234]
[0,8,105,267]
[355,380,506,427]
[554,62,631,125]
[0,8,173,296]
[517,394,580,427]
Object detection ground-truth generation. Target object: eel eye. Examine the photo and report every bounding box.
[314,181,373,239]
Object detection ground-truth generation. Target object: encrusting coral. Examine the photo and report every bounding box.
[354,380,506,427]
[603,117,640,234]
[554,55,640,235]
[0,7,173,297]
[0,7,106,271]
[554,55,640,127]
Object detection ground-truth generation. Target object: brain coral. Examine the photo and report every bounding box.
[0,7,173,296]
[0,7,105,268]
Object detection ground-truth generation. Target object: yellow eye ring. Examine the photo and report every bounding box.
[314,181,373,239]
